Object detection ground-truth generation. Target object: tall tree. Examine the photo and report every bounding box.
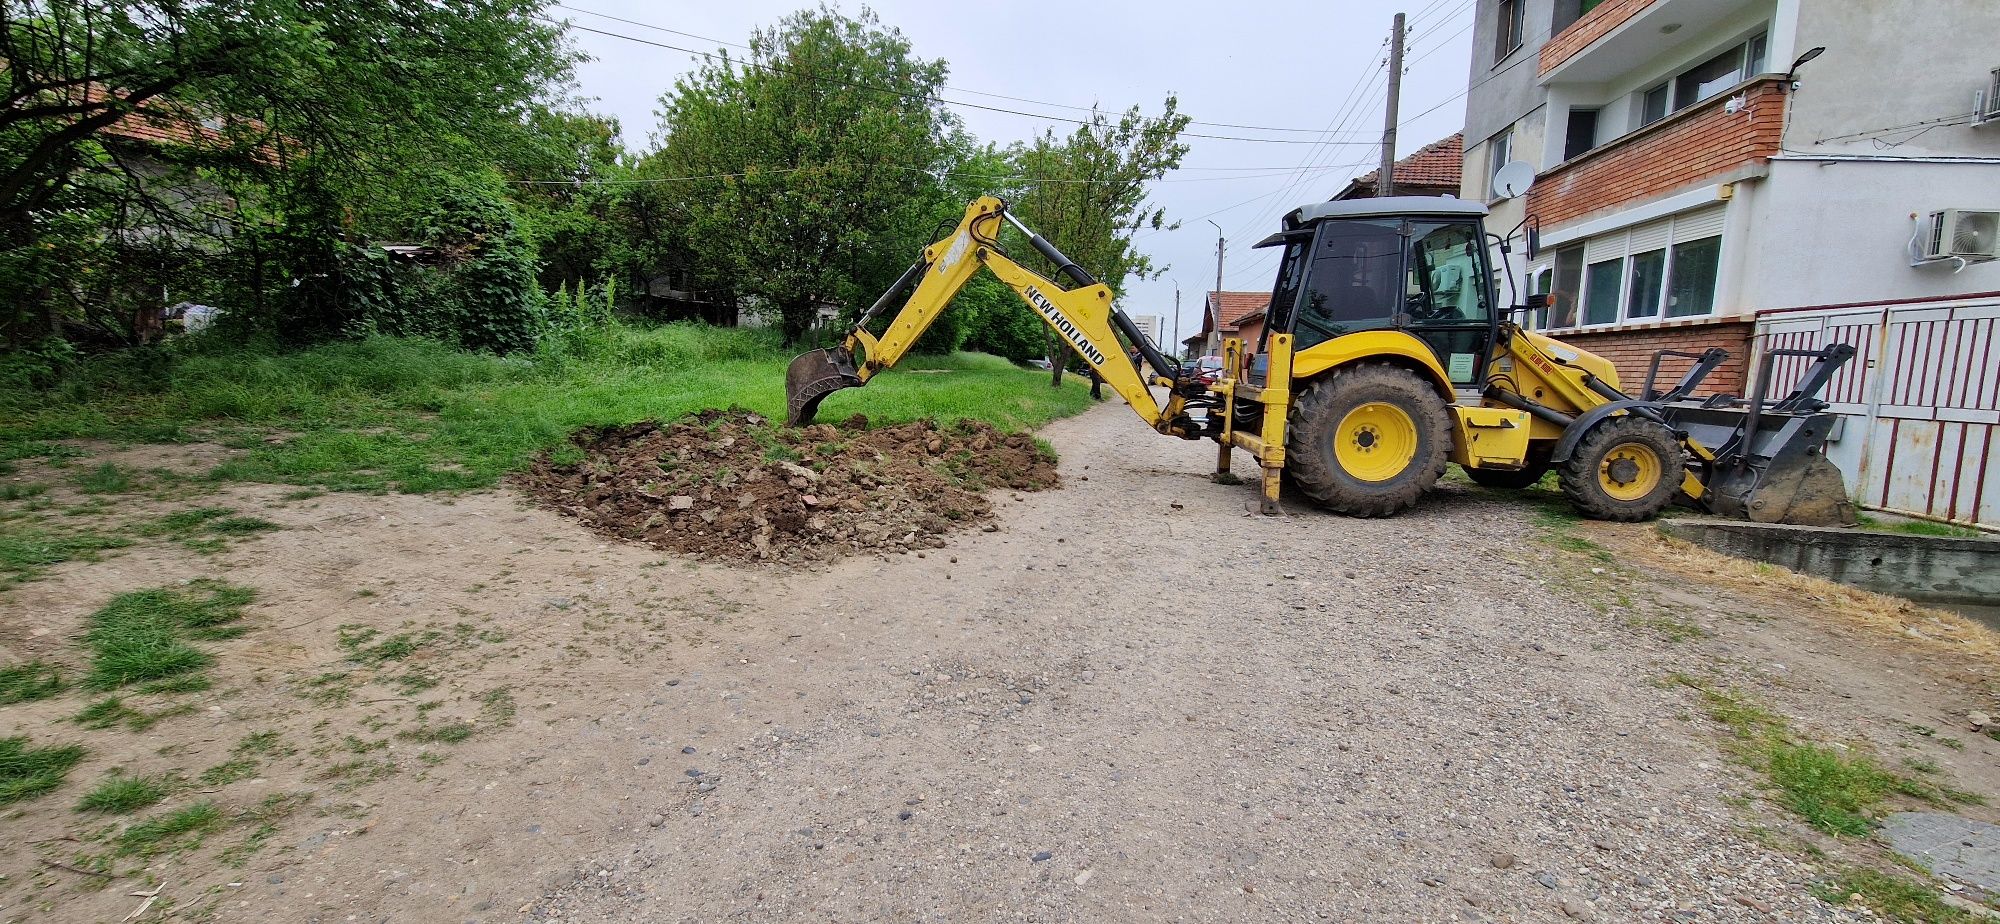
[0,0,576,343]
[1010,99,1191,382]
[649,6,955,346]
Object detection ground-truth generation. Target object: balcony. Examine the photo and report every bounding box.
[1525,76,1784,227]
[1541,0,1768,81]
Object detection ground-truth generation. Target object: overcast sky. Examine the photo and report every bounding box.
[557,1,1477,346]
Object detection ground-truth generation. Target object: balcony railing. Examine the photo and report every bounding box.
[1541,0,1662,75]
[1525,76,1785,227]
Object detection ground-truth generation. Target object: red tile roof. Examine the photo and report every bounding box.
[1336,133,1463,198]
[1203,291,1270,333]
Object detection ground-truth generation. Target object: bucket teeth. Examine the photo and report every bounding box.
[1743,453,1857,527]
[785,348,861,426]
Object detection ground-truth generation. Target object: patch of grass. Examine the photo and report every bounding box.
[0,659,66,703]
[1629,614,1710,643]
[198,756,258,786]
[2,326,1092,495]
[81,580,256,689]
[398,722,474,744]
[138,507,282,551]
[116,801,223,857]
[73,696,143,729]
[337,625,438,666]
[1669,674,1981,837]
[0,526,132,585]
[0,481,48,500]
[1810,867,1981,923]
[0,735,88,805]
[1856,514,1984,539]
[77,773,172,813]
[71,461,140,494]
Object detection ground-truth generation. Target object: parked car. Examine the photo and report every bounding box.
[1190,355,1224,385]
[1025,358,1054,371]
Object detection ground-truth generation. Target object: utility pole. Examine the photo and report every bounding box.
[1205,219,1225,354]
[1172,286,1182,359]
[1379,12,1406,198]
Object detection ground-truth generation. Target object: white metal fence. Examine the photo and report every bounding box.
[1755,295,2000,530]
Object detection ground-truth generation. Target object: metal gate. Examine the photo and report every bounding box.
[1755,296,2000,530]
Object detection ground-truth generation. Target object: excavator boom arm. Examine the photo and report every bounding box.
[786,197,1188,432]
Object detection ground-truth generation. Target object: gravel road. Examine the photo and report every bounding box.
[524,399,1862,923]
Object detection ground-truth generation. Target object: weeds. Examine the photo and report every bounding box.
[1668,674,1980,837]
[1810,867,1982,923]
[0,659,66,703]
[116,801,222,857]
[81,580,256,689]
[0,735,87,805]
[0,481,47,500]
[71,461,139,494]
[77,773,173,813]
[0,525,131,585]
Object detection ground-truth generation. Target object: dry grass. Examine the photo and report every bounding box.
[1630,529,2000,661]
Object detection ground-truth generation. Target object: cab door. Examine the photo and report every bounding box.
[1401,219,1498,390]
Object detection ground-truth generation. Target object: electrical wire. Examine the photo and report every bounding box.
[551,6,1380,139]
[509,161,1383,187]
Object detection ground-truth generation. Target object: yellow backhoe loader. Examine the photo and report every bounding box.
[785,196,1857,525]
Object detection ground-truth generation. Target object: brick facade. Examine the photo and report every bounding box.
[1525,78,1784,227]
[1545,318,1755,397]
[1539,0,1659,75]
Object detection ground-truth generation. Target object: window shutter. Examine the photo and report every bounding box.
[1583,231,1624,263]
[1672,206,1726,241]
[1628,218,1672,253]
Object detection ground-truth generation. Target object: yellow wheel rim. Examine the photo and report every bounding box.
[1334,402,1418,482]
[1598,441,1664,501]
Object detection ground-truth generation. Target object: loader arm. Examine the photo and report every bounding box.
[787,196,1195,436]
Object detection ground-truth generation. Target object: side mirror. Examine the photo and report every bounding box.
[1525,225,1541,261]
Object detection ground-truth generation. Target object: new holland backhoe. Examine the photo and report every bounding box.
[785,195,1857,525]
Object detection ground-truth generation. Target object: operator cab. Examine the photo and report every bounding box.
[1251,197,1498,396]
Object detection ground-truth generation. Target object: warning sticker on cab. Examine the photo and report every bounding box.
[1448,353,1476,382]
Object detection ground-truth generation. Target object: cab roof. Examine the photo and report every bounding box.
[1283,196,1487,229]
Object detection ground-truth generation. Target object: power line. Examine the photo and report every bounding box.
[552,5,1380,138]
[510,161,1380,187]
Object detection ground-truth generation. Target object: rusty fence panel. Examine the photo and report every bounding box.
[1754,298,2000,530]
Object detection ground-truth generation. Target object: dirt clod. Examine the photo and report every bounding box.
[516,409,1058,562]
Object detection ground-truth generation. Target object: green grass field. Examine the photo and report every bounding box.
[0,324,1095,493]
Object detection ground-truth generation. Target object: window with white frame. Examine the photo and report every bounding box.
[1527,207,1726,329]
[1486,127,1513,199]
[1636,32,1768,129]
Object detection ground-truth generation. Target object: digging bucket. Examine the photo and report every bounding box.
[785,347,861,427]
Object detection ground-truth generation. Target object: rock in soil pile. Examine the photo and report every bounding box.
[516,409,1059,563]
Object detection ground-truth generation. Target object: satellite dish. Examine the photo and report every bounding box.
[1492,160,1537,200]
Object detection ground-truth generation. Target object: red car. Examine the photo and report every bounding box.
[1189,355,1224,385]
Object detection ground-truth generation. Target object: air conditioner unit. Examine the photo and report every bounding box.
[1921,209,2000,263]
[1978,68,2000,126]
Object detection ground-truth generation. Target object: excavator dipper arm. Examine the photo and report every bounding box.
[786,196,1191,434]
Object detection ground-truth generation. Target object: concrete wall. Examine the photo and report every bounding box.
[1465,0,1558,144]
[1787,0,2000,161]
[1660,520,2000,606]
[1735,158,2000,309]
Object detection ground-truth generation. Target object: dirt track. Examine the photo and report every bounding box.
[5,400,1999,923]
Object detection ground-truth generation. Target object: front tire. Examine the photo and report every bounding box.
[1285,363,1452,517]
[1557,416,1687,521]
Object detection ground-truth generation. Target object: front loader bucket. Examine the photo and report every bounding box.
[785,347,861,427]
[1735,452,1858,527]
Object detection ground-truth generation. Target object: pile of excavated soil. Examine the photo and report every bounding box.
[515,409,1059,563]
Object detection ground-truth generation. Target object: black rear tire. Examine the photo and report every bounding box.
[1285,363,1452,517]
[1464,461,1551,490]
[1557,416,1687,521]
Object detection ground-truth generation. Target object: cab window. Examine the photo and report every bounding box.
[1405,221,1490,325]
[1292,219,1401,350]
